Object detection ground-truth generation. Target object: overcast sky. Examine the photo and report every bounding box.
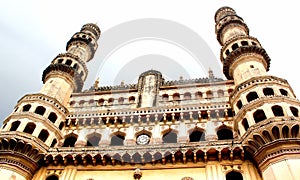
[0,1,300,123]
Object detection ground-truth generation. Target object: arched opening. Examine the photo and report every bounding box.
[46,175,59,180]
[236,100,243,109]
[272,126,280,139]
[241,41,248,46]
[10,121,20,131]
[35,106,46,116]
[189,130,205,142]
[217,90,224,97]
[206,91,213,99]
[217,128,233,140]
[98,98,105,106]
[231,43,239,51]
[59,122,64,130]
[242,118,249,131]
[272,105,284,116]
[23,104,31,112]
[291,125,299,138]
[65,59,72,66]
[73,63,78,70]
[88,99,95,104]
[290,106,299,117]
[195,91,203,99]
[118,97,124,104]
[38,129,49,142]
[226,171,243,180]
[263,87,274,96]
[129,96,135,103]
[24,122,36,134]
[173,93,180,101]
[253,109,267,123]
[163,131,177,143]
[282,126,289,138]
[48,112,57,123]
[63,134,78,147]
[280,89,288,96]
[108,98,114,105]
[86,133,101,146]
[228,89,233,95]
[51,139,57,147]
[246,92,259,102]
[110,134,125,146]
[184,92,192,100]
[162,94,169,101]
[79,100,85,106]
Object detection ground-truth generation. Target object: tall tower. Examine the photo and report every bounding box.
[216,7,300,179]
[0,23,100,179]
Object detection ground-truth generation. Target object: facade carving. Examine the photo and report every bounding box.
[0,6,299,180]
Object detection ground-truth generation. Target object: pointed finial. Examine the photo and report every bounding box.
[93,77,100,89]
[208,68,214,79]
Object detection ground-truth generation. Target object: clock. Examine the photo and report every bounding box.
[136,134,150,145]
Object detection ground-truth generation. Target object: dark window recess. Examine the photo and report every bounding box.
[189,131,205,142]
[241,41,248,46]
[280,89,288,96]
[35,106,46,116]
[110,135,125,146]
[217,129,233,140]
[23,104,31,112]
[48,112,58,123]
[246,92,259,102]
[38,129,49,142]
[272,105,284,116]
[50,139,57,147]
[87,134,101,146]
[163,131,177,143]
[263,88,274,96]
[66,59,72,65]
[242,118,249,131]
[46,175,59,180]
[231,43,239,51]
[253,110,267,123]
[24,123,36,134]
[63,135,77,147]
[226,171,243,180]
[290,106,299,117]
[236,100,243,109]
[10,121,20,131]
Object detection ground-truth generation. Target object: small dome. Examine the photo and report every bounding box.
[139,69,162,78]
[81,23,101,39]
[214,6,236,23]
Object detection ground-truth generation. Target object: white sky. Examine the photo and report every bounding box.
[0,1,300,123]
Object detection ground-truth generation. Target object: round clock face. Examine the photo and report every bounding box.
[136,134,150,145]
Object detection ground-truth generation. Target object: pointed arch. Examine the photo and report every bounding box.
[86,132,101,146]
[162,129,178,143]
[188,127,205,142]
[63,133,78,147]
[226,171,243,180]
[217,126,233,140]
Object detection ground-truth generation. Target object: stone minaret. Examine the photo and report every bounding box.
[216,7,300,180]
[0,23,100,180]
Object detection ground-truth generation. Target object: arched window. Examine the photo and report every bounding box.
[206,91,213,99]
[217,90,224,97]
[108,98,114,105]
[51,139,57,147]
[88,99,95,104]
[184,92,192,100]
[236,100,243,109]
[280,89,288,96]
[23,104,31,112]
[79,100,85,106]
[272,105,284,116]
[38,129,49,142]
[98,98,104,106]
[189,130,205,142]
[48,112,57,123]
[173,93,180,101]
[65,59,72,66]
[246,92,258,102]
[46,175,59,180]
[253,110,267,123]
[162,94,169,101]
[63,134,78,147]
[263,88,274,96]
[195,91,203,99]
[290,106,299,117]
[226,171,243,180]
[129,96,135,103]
[10,121,20,131]
[242,118,249,131]
[118,97,124,104]
[110,134,125,146]
[231,43,239,51]
[59,122,64,130]
[86,133,101,146]
[163,131,177,143]
[35,106,46,116]
[24,122,36,134]
[217,128,233,140]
